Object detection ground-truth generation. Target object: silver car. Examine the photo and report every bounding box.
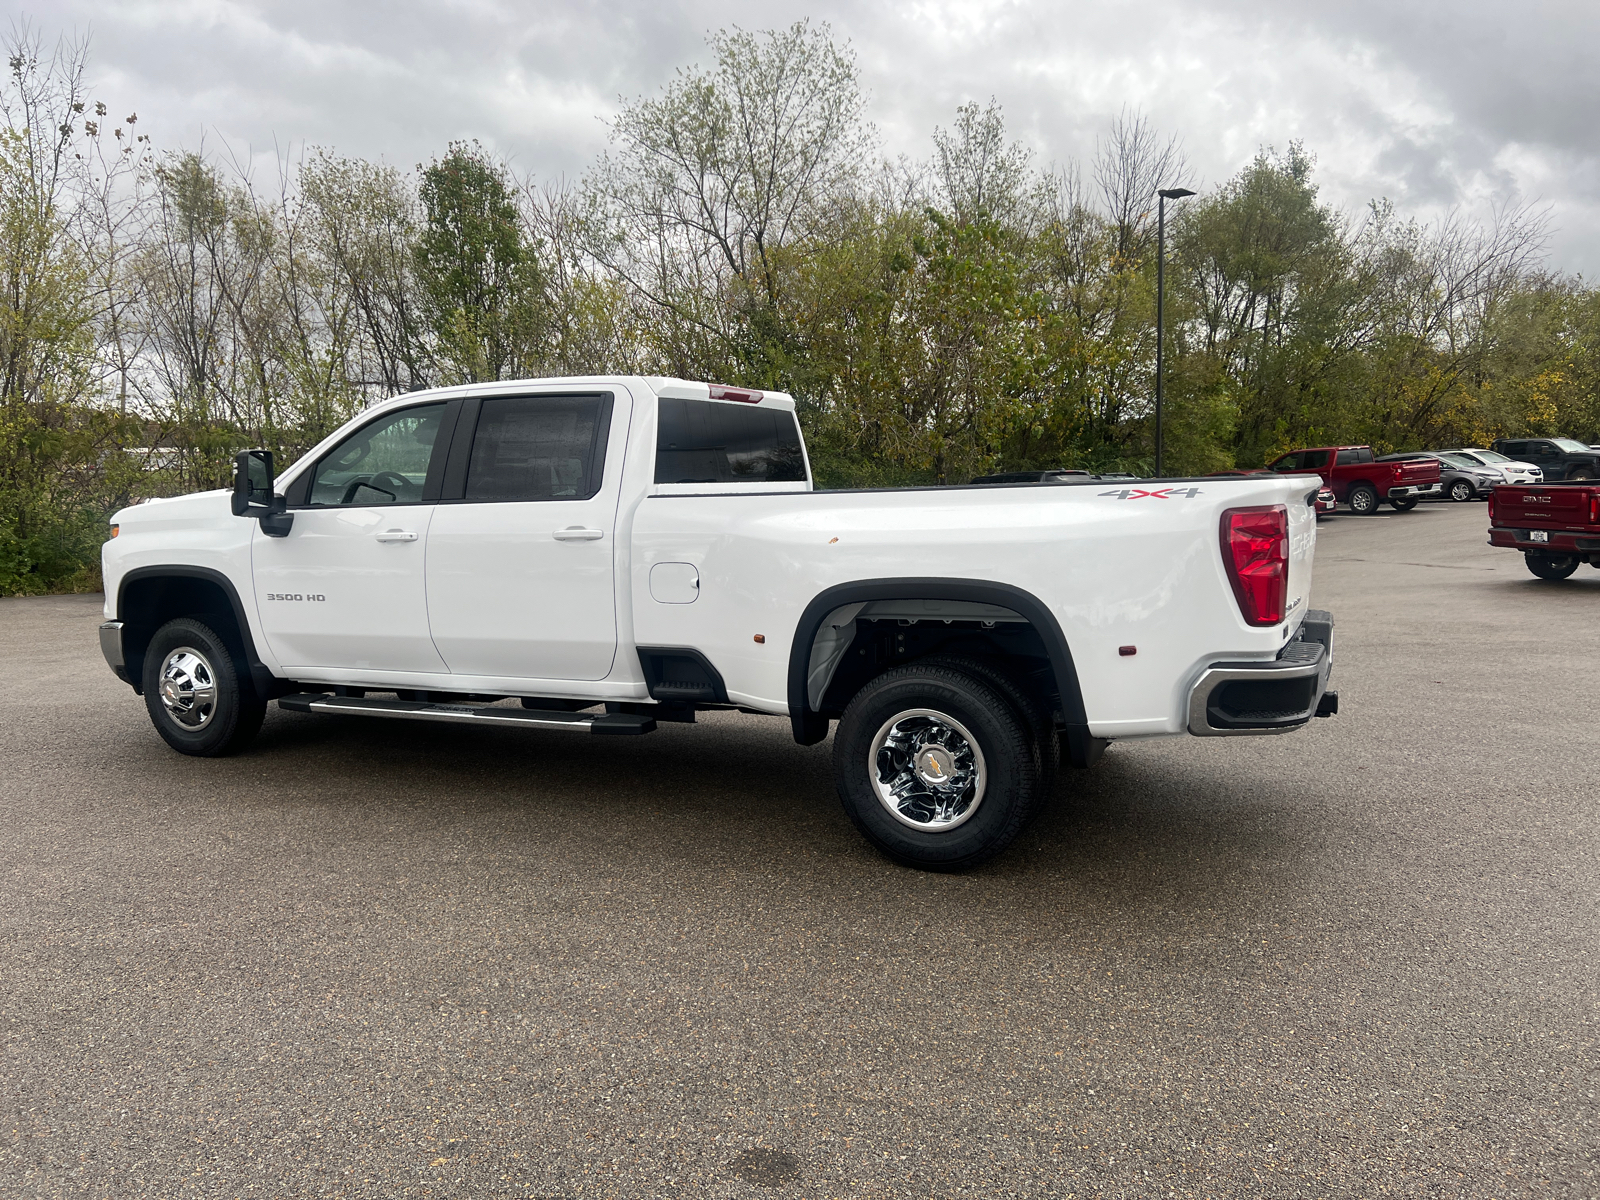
[1448,448,1543,485]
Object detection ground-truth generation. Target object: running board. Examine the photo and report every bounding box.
[277,694,656,735]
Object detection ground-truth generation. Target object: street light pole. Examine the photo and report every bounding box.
[1154,187,1195,478]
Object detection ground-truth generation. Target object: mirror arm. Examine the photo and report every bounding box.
[259,494,294,538]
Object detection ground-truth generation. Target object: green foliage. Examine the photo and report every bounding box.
[415,142,545,383]
[2,22,1596,594]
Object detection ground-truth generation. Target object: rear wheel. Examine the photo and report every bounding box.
[142,618,266,756]
[1525,553,1580,581]
[1348,484,1379,515]
[1390,497,1419,511]
[833,665,1041,871]
[1448,480,1475,502]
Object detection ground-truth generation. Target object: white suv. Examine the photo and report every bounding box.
[1449,449,1542,484]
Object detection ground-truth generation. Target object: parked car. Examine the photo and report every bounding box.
[1265,445,1442,514]
[1447,448,1542,485]
[1489,437,1600,481]
[1314,486,1337,516]
[1486,480,1600,580]
[97,375,1336,871]
[1376,451,1504,502]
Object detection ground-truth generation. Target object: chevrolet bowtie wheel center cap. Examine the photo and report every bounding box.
[915,746,957,788]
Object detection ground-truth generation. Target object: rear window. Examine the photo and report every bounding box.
[655,398,806,484]
[465,395,612,502]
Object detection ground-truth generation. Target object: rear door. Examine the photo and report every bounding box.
[1524,440,1566,480]
[424,390,631,682]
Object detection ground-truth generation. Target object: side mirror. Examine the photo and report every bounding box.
[233,450,275,516]
[232,449,294,538]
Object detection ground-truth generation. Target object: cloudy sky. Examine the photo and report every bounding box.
[29,0,1600,274]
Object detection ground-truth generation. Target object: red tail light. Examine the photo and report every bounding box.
[1590,494,1599,524]
[1221,505,1289,626]
[1486,490,1497,523]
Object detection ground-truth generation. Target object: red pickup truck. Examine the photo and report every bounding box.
[1487,481,1600,580]
[1266,446,1443,514]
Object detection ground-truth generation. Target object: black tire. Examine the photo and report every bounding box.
[1390,497,1419,511]
[833,665,1041,871]
[1348,484,1379,515]
[1525,553,1580,581]
[1447,480,1475,502]
[1569,468,1596,481]
[142,617,266,756]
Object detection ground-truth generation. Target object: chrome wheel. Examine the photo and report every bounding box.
[157,647,218,729]
[869,708,987,832]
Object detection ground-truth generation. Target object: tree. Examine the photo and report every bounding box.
[414,141,544,384]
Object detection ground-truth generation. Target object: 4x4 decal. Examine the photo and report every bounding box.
[1098,487,1203,500]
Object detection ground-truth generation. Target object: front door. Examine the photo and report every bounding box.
[252,401,452,673]
[425,390,629,682]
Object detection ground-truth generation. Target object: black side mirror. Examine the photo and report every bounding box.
[233,450,275,516]
[232,449,294,538]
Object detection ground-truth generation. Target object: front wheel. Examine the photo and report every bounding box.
[1568,469,1595,481]
[1525,553,1580,581]
[1348,484,1379,515]
[142,618,266,756]
[833,665,1042,871]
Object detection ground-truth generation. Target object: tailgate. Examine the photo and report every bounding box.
[1495,485,1593,529]
[1395,458,1441,484]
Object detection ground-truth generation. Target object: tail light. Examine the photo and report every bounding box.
[1590,494,1599,524]
[1221,505,1288,626]
[708,385,763,403]
[1486,490,1497,523]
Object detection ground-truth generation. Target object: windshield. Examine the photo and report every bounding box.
[1553,438,1591,453]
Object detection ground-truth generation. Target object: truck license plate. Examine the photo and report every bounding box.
[1530,530,1550,543]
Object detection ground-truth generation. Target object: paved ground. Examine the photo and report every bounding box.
[2,501,1597,1199]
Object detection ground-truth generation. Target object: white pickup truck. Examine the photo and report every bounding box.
[100,376,1336,869]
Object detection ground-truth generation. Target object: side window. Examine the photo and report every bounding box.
[1335,449,1360,465]
[1354,448,1374,464]
[464,395,612,502]
[308,403,447,507]
[1501,441,1527,457]
[655,398,807,484]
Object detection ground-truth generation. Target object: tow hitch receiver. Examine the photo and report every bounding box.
[278,694,657,735]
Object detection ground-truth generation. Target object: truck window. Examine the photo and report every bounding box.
[1335,449,1360,465]
[308,403,447,507]
[1273,450,1328,473]
[464,396,612,502]
[655,398,806,484]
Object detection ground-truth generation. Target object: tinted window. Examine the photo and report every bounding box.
[1501,442,1528,456]
[464,396,611,502]
[309,403,447,506]
[655,398,806,484]
[1335,449,1361,465]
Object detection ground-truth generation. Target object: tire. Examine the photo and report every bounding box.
[1348,484,1379,515]
[142,617,266,756]
[833,665,1042,871]
[1525,553,1580,581]
[1448,480,1475,502]
[1569,468,1595,481]
[918,655,1060,790]
[1390,497,1419,511]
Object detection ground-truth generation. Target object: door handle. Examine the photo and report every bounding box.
[374,529,418,543]
[553,527,604,541]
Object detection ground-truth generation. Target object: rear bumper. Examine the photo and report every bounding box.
[1187,610,1336,737]
[98,620,132,685]
[1389,482,1443,499]
[1489,527,1600,556]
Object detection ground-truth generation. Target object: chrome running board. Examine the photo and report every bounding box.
[277,694,656,735]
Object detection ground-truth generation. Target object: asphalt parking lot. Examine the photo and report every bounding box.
[2,500,1597,1199]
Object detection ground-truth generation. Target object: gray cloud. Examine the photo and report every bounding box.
[33,0,1600,273]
